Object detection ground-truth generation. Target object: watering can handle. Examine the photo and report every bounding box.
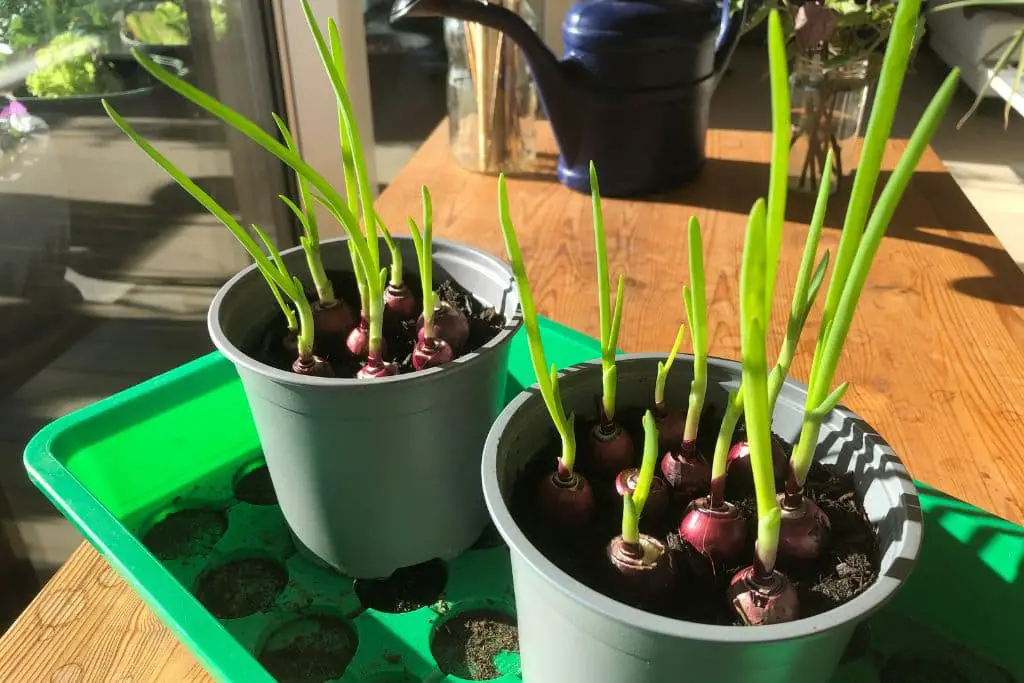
[712,0,749,86]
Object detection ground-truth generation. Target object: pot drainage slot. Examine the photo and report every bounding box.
[257,614,357,683]
[430,609,519,680]
[141,507,228,560]
[194,557,288,619]
[354,559,447,613]
[233,462,278,506]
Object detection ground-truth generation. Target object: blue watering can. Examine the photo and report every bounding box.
[390,0,747,197]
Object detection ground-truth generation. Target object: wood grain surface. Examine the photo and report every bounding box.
[1,124,1021,681]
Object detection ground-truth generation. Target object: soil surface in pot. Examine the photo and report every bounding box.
[141,507,228,560]
[511,407,880,626]
[431,609,519,680]
[354,559,448,613]
[250,270,506,378]
[194,557,289,619]
[258,614,358,682]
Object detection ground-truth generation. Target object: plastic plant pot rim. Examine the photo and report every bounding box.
[207,235,524,389]
[481,352,923,645]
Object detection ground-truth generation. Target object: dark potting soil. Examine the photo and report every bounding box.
[234,464,278,506]
[249,270,506,378]
[194,557,289,619]
[258,615,358,683]
[431,609,519,680]
[142,507,228,560]
[353,559,448,613]
[511,406,879,626]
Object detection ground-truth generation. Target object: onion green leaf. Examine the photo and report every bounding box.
[739,198,781,575]
[654,323,687,408]
[790,0,962,488]
[498,175,577,472]
[683,217,708,444]
[622,410,659,545]
[590,162,625,424]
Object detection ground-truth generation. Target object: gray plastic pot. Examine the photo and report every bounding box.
[482,354,922,683]
[210,235,521,579]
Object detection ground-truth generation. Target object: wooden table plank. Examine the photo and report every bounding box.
[2,124,1021,681]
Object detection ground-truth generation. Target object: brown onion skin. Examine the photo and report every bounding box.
[606,535,677,607]
[727,566,799,625]
[291,356,334,377]
[659,444,711,502]
[582,422,636,481]
[614,469,670,525]
[356,356,398,379]
[536,470,595,530]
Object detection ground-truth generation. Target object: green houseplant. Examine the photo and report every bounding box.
[102,0,523,578]
[481,2,960,680]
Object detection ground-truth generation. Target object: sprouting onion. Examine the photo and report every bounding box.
[653,323,686,411]
[738,198,781,579]
[498,175,574,472]
[709,12,830,500]
[621,411,659,547]
[681,216,708,448]
[788,0,962,498]
[498,174,593,528]
[273,114,335,307]
[590,162,626,426]
[103,100,333,375]
[378,216,418,321]
[409,187,454,370]
[100,99,315,366]
[584,162,633,479]
[124,1,394,376]
[608,411,676,603]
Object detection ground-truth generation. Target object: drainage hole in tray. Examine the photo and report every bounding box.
[354,559,447,614]
[194,557,288,619]
[234,462,278,506]
[142,507,228,560]
[430,609,520,681]
[257,614,358,683]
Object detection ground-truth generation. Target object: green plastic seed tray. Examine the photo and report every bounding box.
[25,318,1024,682]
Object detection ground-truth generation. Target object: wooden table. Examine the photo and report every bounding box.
[3,125,1023,681]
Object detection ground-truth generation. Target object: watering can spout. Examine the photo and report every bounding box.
[390,0,585,166]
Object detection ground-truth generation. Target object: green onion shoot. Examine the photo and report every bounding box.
[102,101,332,377]
[272,114,355,339]
[607,411,677,605]
[659,217,711,497]
[584,161,634,480]
[652,322,687,452]
[724,197,798,626]
[379,217,418,321]
[123,0,397,378]
[413,187,470,353]
[786,10,962,510]
[498,174,594,529]
[410,187,455,370]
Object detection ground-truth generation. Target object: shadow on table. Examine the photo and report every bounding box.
[646,157,1024,308]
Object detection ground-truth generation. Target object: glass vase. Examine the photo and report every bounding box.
[443,0,540,175]
[788,54,873,195]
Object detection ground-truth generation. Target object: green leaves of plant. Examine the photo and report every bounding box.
[498,175,576,471]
